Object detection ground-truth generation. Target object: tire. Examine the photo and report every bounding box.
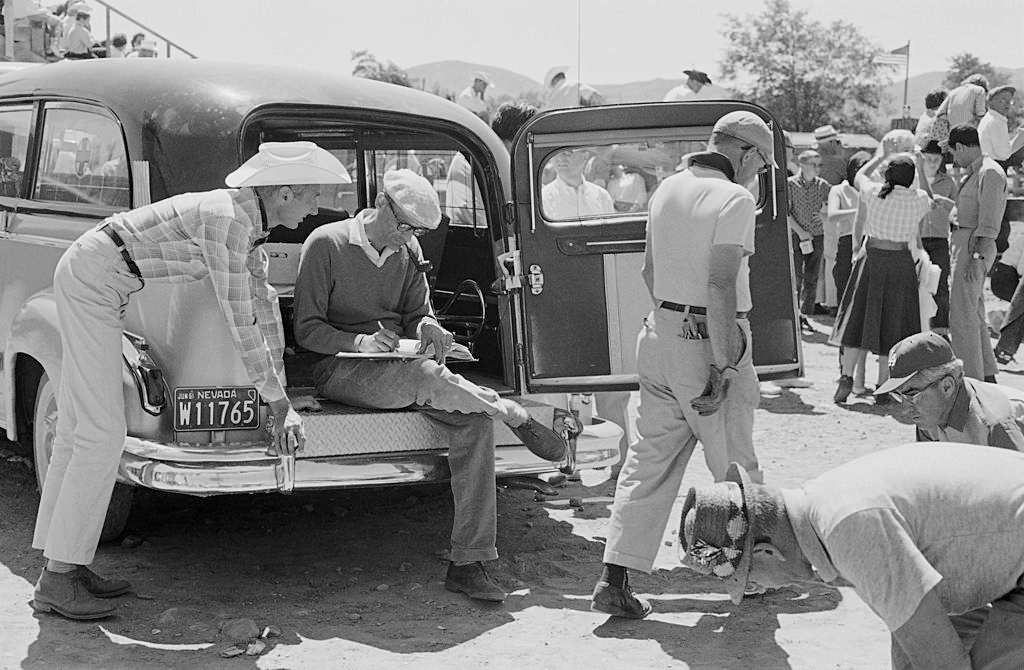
[32,372,134,543]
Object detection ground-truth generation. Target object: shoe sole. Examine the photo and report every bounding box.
[91,586,131,599]
[444,580,506,602]
[590,600,652,619]
[32,599,115,620]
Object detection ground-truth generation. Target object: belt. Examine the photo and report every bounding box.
[659,301,748,319]
[99,223,143,278]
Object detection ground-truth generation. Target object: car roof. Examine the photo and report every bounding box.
[0,60,506,200]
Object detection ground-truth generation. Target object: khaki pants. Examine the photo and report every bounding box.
[32,229,143,564]
[603,308,762,572]
[949,229,997,380]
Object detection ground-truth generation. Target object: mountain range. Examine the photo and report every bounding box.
[407,60,1024,129]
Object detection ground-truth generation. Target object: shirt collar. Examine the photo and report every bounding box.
[944,378,973,432]
[689,151,735,182]
[233,188,266,248]
[780,489,840,583]
[965,154,985,179]
[988,109,1007,122]
[349,209,397,268]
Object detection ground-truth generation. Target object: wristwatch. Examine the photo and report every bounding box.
[971,252,985,261]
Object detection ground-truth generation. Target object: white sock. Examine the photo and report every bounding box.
[46,559,77,573]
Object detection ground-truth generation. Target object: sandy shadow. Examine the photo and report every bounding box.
[758,388,825,416]
[838,401,915,425]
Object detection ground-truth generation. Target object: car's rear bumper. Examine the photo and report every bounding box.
[118,417,621,496]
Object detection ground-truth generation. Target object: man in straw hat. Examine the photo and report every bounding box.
[541,65,605,110]
[875,332,1024,450]
[455,71,492,120]
[31,141,350,620]
[681,446,1024,668]
[293,169,569,603]
[591,111,775,619]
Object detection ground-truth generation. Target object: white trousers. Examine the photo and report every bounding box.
[603,308,763,573]
[32,228,142,564]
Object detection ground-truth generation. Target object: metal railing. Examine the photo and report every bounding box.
[91,0,196,59]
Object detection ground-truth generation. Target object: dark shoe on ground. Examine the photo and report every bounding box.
[591,575,652,619]
[984,375,998,384]
[799,316,815,333]
[833,375,854,404]
[995,349,1016,365]
[76,566,131,598]
[445,562,506,602]
[32,568,117,620]
[502,400,568,462]
[874,393,894,406]
[812,303,829,315]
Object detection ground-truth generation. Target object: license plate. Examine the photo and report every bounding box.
[174,386,260,432]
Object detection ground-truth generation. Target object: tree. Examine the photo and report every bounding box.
[720,0,893,134]
[351,50,412,88]
[943,53,1009,90]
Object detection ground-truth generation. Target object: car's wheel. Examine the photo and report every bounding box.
[32,372,134,543]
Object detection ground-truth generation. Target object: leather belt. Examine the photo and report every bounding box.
[99,223,143,278]
[659,301,748,319]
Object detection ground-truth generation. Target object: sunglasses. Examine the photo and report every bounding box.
[386,196,430,236]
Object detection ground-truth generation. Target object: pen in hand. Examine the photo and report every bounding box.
[375,320,398,352]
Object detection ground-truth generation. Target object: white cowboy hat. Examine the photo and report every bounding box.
[225,142,351,188]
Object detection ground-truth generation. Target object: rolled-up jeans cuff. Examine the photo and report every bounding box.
[449,547,498,564]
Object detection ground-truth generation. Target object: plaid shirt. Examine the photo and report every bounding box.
[787,174,831,235]
[861,181,932,243]
[106,188,287,403]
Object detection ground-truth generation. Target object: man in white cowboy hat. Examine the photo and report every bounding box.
[30,141,349,621]
[591,111,775,619]
[875,332,1024,450]
[812,124,846,187]
[455,71,492,120]
[541,65,605,110]
[293,169,568,604]
[681,446,1024,669]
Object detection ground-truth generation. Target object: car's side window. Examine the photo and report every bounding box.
[33,104,129,208]
[0,106,33,198]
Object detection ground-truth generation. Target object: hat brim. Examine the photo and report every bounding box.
[875,371,917,395]
[225,162,351,188]
[723,463,755,604]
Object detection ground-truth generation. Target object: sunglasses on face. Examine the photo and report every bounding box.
[387,197,430,236]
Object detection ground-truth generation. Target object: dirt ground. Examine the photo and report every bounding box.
[3,315,1022,670]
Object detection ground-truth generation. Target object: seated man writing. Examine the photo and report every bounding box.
[293,169,568,603]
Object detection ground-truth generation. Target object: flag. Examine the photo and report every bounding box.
[875,43,910,67]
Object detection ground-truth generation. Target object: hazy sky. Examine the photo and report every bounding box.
[98,0,1022,85]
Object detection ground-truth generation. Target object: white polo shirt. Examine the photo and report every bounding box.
[646,161,756,312]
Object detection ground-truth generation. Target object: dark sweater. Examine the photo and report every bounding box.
[293,210,434,355]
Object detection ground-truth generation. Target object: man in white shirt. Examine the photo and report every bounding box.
[455,72,491,120]
[979,86,1024,163]
[662,69,732,102]
[541,148,614,220]
[541,66,605,110]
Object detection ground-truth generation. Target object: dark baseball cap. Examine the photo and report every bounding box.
[875,332,954,395]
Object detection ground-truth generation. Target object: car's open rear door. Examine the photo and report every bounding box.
[507,101,801,394]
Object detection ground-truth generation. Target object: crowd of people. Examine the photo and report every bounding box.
[16,46,1024,666]
[2,0,158,62]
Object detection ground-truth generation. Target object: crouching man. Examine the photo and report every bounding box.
[875,332,1024,450]
[293,169,568,603]
[681,446,1024,669]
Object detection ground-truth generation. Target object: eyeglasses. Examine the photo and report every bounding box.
[806,162,823,168]
[386,196,430,236]
[890,376,944,404]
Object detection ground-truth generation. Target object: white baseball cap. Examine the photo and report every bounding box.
[225,142,351,188]
[382,169,441,230]
[713,111,779,169]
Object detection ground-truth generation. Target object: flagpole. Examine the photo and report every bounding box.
[902,41,911,116]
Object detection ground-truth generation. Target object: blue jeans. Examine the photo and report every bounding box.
[315,357,500,563]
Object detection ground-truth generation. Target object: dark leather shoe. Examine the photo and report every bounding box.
[445,562,506,602]
[509,417,568,462]
[833,375,853,404]
[591,575,651,619]
[32,569,117,620]
[77,566,131,598]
